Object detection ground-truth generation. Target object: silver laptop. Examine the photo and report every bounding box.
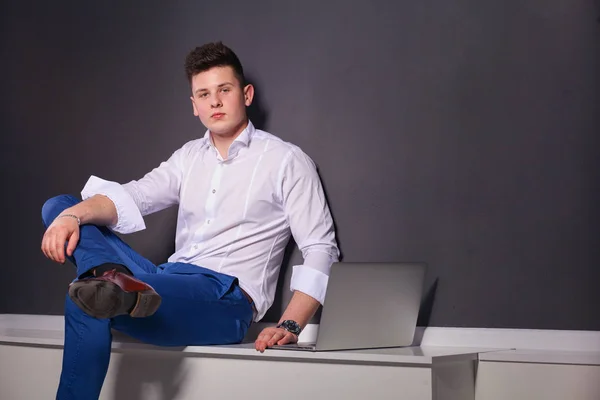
[271,262,426,352]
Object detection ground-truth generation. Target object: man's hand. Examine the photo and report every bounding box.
[41,215,80,264]
[255,291,319,352]
[255,326,298,353]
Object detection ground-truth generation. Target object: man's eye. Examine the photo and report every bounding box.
[199,93,208,98]
[221,88,230,93]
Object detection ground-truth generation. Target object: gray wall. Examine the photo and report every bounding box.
[1,1,599,329]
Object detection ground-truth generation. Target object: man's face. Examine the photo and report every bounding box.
[190,66,253,139]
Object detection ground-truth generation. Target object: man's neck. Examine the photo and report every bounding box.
[210,119,249,159]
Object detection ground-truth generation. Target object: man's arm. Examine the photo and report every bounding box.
[41,195,117,264]
[255,148,339,352]
[79,141,194,235]
[42,141,195,264]
[254,291,320,352]
[67,194,118,226]
[277,291,320,328]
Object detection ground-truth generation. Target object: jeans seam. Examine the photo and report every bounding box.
[65,318,86,395]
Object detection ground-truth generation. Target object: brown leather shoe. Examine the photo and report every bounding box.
[68,269,162,319]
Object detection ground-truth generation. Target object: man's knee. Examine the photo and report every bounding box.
[41,195,80,227]
[64,294,82,315]
[64,294,111,331]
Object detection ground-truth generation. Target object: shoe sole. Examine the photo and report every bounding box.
[68,280,161,319]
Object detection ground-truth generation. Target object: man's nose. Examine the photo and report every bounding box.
[210,94,222,108]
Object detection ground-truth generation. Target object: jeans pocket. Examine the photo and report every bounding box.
[161,262,238,300]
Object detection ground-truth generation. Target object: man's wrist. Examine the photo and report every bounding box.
[58,213,81,226]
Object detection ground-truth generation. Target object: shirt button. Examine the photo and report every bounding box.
[193,244,198,250]
[207,220,211,225]
[212,189,216,194]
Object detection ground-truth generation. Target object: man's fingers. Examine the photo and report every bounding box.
[267,332,285,346]
[255,332,268,349]
[66,230,79,257]
[58,229,70,263]
[257,329,275,341]
[47,233,57,261]
[255,328,297,352]
[255,339,268,352]
[41,233,49,259]
[255,328,280,352]
[42,221,77,264]
[48,229,66,263]
[55,232,66,263]
[277,333,296,345]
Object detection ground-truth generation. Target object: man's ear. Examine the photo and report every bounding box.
[190,96,199,116]
[243,84,255,107]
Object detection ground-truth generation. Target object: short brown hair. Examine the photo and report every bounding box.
[184,42,246,86]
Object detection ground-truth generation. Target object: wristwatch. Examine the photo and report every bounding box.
[277,320,302,336]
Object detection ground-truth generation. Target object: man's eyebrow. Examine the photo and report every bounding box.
[194,82,235,94]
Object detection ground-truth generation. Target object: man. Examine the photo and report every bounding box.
[41,42,339,399]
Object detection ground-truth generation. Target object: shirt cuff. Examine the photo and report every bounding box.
[81,175,146,234]
[290,265,330,305]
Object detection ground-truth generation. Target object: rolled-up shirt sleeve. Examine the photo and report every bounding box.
[81,176,146,234]
[281,148,340,304]
[80,142,191,234]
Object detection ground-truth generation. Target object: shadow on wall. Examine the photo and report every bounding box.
[417,278,438,327]
[246,73,269,133]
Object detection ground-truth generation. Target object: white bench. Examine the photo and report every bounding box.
[1,315,600,400]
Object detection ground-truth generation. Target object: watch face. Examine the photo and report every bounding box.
[281,320,301,335]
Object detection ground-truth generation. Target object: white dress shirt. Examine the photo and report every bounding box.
[81,121,339,321]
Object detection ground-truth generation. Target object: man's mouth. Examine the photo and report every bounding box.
[211,113,225,119]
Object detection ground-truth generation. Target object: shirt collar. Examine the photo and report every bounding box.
[203,120,254,144]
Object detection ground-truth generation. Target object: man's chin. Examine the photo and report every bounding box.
[206,120,228,133]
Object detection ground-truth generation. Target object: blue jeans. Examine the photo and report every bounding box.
[42,195,254,400]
